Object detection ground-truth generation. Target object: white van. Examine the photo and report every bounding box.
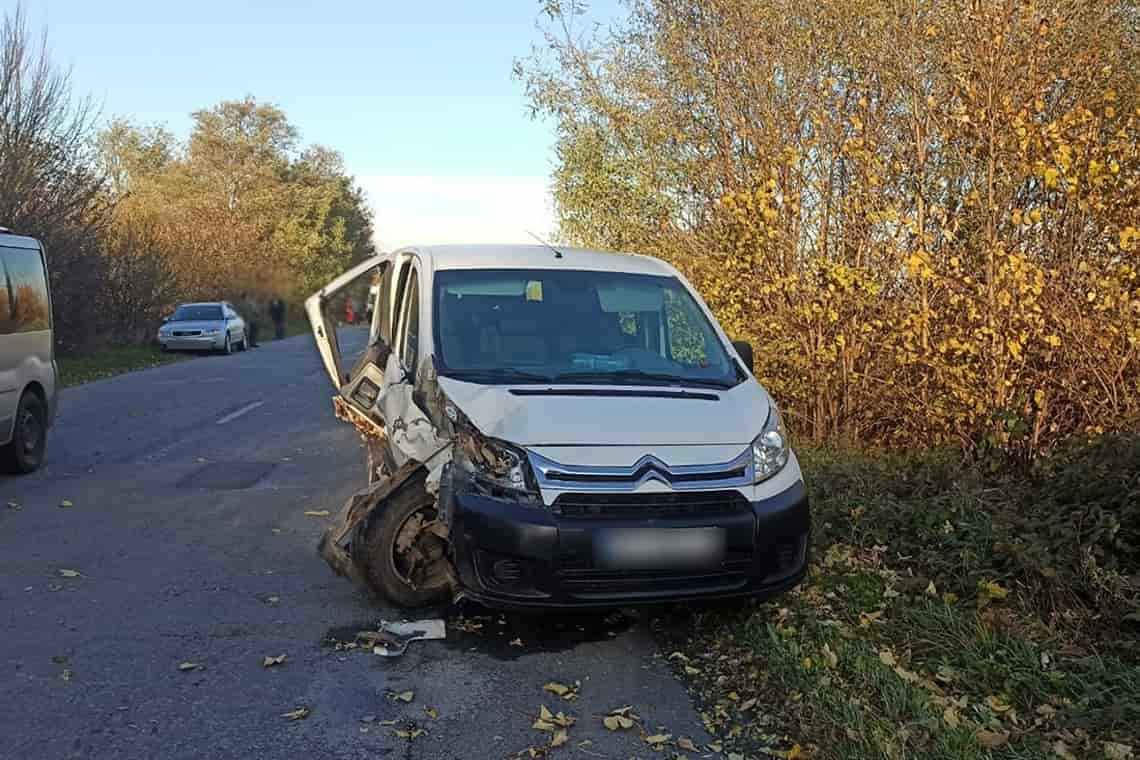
[308,245,809,609]
[0,229,58,473]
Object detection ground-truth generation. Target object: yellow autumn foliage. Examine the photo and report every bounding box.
[528,0,1140,461]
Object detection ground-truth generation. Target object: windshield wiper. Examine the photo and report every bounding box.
[552,369,735,390]
[441,368,554,384]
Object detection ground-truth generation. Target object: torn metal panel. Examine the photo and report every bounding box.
[377,352,450,467]
[317,460,423,587]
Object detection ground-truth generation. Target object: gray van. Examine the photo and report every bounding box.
[0,229,57,473]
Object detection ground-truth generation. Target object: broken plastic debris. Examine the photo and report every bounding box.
[369,619,446,657]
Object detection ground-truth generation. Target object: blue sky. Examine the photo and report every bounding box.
[17,0,621,247]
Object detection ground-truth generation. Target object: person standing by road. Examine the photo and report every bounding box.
[239,292,261,348]
[269,296,286,340]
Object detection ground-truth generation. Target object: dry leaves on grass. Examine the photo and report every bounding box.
[975,729,1010,749]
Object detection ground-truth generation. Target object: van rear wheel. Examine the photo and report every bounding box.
[1,391,46,474]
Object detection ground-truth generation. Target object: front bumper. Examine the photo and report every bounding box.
[446,478,810,610]
[159,334,225,351]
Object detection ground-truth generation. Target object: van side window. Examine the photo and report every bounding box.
[663,288,709,365]
[0,246,49,333]
[401,270,420,377]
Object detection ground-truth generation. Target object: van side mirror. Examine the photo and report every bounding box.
[731,340,754,373]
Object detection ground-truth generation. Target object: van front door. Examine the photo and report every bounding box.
[304,253,393,392]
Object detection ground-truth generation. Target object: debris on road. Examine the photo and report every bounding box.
[7,499,20,510]
[367,618,446,657]
[178,662,202,672]
[58,569,82,578]
[303,509,330,518]
[262,654,287,667]
[59,499,73,508]
[281,707,310,721]
[389,690,415,703]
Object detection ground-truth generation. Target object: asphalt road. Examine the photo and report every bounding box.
[0,330,714,760]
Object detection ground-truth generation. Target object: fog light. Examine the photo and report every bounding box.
[492,558,524,584]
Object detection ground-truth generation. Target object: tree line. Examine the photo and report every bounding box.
[0,7,374,354]
[521,0,1140,462]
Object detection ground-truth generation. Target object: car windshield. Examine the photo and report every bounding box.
[171,304,223,321]
[433,268,739,389]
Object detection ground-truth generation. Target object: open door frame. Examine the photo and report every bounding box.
[305,252,393,391]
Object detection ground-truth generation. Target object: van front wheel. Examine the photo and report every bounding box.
[2,391,47,474]
[352,481,451,608]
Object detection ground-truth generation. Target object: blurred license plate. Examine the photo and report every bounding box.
[594,528,725,571]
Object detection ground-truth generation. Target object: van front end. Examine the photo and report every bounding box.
[440,432,810,610]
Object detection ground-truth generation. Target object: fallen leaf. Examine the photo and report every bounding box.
[678,737,698,751]
[58,569,82,578]
[281,707,310,721]
[59,499,73,508]
[821,644,838,668]
[926,581,938,596]
[61,669,73,681]
[267,596,280,605]
[7,500,20,510]
[393,690,414,703]
[178,662,201,671]
[645,733,672,746]
[979,580,1010,600]
[785,745,805,760]
[1104,742,1135,760]
[986,695,1012,713]
[739,697,757,712]
[943,707,961,728]
[859,610,884,627]
[1052,739,1077,759]
[539,705,554,722]
[303,510,330,518]
[424,706,439,720]
[543,681,578,700]
[395,727,425,740]
[379,719,398,726]
[510,638,524,647]
[976,729,1010,749]
[533,718,557,731]
[551,728,568,747]
[684,665,701,676]
[668,651,690,662]
[263,654,287,668]
[878,650,896,667]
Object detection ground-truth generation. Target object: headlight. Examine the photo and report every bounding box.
[453,431,541,503]
[752,403,789,482]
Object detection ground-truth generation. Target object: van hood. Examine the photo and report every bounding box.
[437,376,770,447]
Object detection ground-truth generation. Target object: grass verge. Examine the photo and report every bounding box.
[659,439,1139,760]
[58,344,183,386]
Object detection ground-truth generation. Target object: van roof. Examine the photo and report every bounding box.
[412,244,677,277]
[0,230,42,250]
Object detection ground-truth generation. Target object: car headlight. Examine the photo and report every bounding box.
[752,403,790,482]
[453,431,541,504]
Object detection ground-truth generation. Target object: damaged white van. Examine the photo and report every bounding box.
[307,245,809,609]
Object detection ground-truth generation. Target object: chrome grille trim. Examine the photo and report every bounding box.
[527,448,754,492]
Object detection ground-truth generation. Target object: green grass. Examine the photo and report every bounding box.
[58,344,183,386]
[659,439,1140,759]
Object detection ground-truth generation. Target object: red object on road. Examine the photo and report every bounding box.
[345,297,355,325]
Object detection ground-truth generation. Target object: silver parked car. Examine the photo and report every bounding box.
[157,302,247,354]
[0,228,58,473]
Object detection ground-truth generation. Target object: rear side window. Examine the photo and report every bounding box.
[0,246,50,334]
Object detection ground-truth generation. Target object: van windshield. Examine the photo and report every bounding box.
[171,304,223,321]
[433,269,740,389]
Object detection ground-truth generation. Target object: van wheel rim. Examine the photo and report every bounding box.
[19,409,40,453]
[391,505,449,591]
